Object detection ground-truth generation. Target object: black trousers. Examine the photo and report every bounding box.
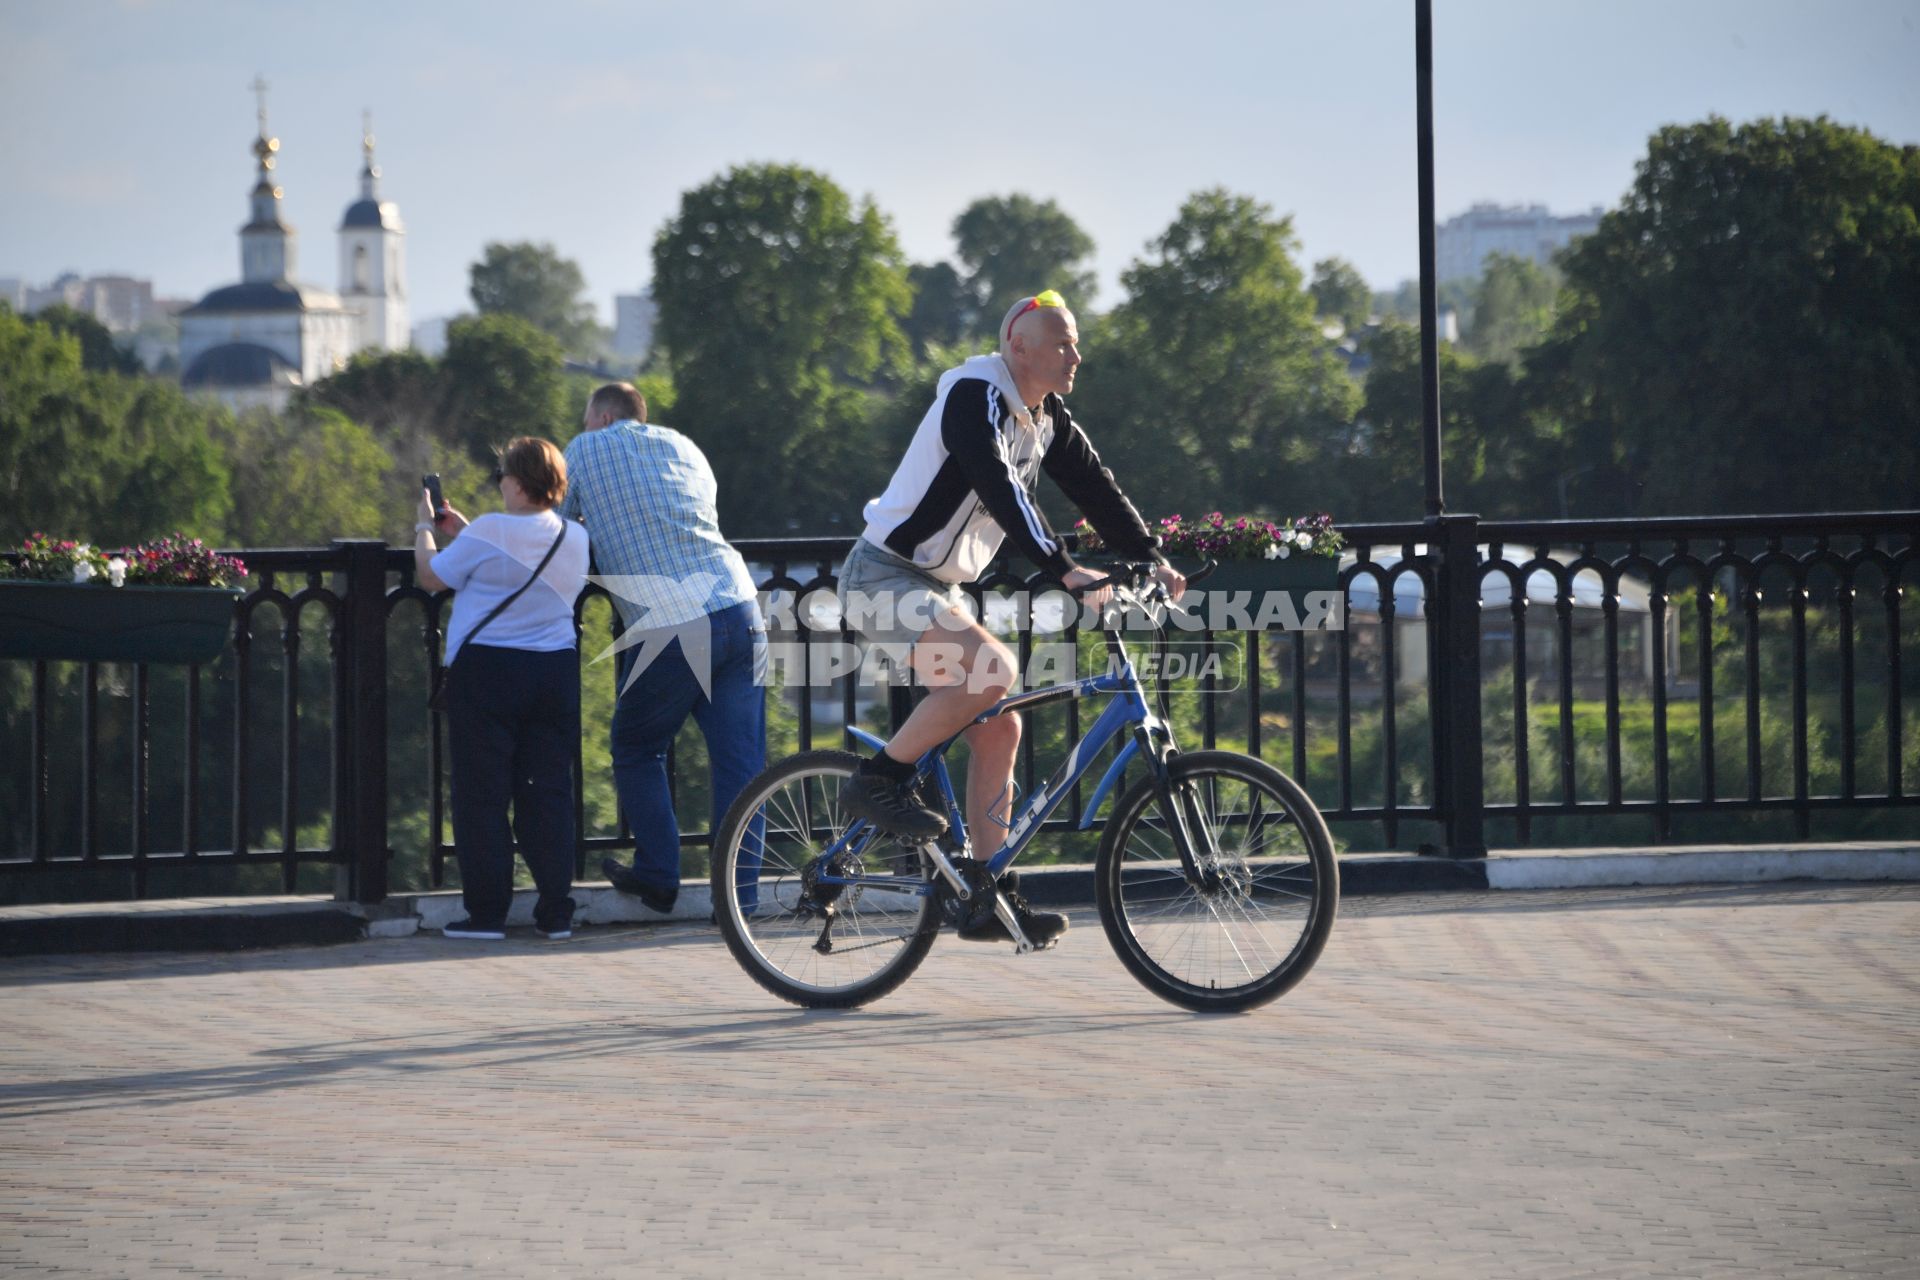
[445,643,579,928]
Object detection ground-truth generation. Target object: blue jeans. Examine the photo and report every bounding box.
[610,601,767,905]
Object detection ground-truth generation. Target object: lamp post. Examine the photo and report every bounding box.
[1416,0,1444,517]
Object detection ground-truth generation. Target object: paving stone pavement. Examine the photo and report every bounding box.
[0,882,1915,1279]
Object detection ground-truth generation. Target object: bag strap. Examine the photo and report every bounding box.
[455,521,570,652]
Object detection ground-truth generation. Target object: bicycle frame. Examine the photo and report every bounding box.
[815,605,1194,898]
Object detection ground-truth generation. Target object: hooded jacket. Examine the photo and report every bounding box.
[859,354,1159,584]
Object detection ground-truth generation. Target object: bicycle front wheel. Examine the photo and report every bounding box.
[710,750,940,1009]
[1095,751,1338,1013]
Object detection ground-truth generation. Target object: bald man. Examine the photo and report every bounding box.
[837,290,1184,945]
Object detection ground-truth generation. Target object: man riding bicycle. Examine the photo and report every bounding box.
[836,289,1186,945]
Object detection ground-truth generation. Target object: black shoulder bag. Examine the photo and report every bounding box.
[428,521,570,713]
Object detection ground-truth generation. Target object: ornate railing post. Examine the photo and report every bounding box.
[334,539,390,903]
[1428,513,1488,857]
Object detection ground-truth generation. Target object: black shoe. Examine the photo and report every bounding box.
[955,871,1068,947]
[534,897,576,940]
[601,857,678,914]
[443,919,506,940]
[839,770,947,839]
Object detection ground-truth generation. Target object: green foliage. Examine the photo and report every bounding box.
[214,405,393,545]
[652,162,912,534]
[903,261,972,355]
[951,194,1098,329]
[1354,322,1555,519]
[1309,257,1373,333]
[1530,115,1920,516]
[30,303,142,374]
[468,240,601,355]
[0,308,232,544]
[1463,253,1559,365]
[440,313,573,465]
[1070,189,1360,523]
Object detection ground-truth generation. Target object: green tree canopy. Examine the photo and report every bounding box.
[952,195,1098,330]
[1309,257,1373,334]
[439,313,573,465]
[1530,115,1920,515]
[215,405,394,545]
[902,261,973,355]
[1464,253,1559,366]
[652,162,912,533]
[29,303,142,375]
[468,241,601,355]
[0,307,231,544]
[1069,190,1360,523]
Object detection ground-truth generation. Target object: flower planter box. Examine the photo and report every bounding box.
[1174,556,1343,631]
[0,581,243,664]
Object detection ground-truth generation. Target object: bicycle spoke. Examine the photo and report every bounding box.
[1104,757,1334,1005]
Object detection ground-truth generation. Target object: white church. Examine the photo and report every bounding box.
[179,92,407,410]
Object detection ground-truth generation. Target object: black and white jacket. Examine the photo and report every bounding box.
[860,353,1160,584]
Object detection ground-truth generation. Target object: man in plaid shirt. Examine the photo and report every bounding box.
[561,382,765,914]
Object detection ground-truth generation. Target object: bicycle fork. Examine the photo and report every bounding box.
[1142,739,1224,894]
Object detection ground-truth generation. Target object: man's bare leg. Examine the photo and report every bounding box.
[840,611,1014,840]
[959,714,1020,858]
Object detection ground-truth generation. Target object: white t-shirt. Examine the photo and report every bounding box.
[430,511,590,664]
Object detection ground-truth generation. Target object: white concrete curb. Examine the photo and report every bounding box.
[1485,845,1920,890]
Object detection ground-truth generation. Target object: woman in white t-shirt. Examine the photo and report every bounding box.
[414,437,591,941]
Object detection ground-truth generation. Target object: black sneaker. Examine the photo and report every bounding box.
[601,856,678,914]
[534,897,576,940]
[955,871,1068,947]
[443,919,506,940]
[838,770,948,839]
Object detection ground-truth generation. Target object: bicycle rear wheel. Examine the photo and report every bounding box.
[710,750,940,1009]
[1095,750,1338,1013]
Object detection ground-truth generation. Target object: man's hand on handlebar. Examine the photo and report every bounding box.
[1150,562,1188,603]
[1062,565,1114,613]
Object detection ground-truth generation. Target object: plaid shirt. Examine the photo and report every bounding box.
[558,420,758,629]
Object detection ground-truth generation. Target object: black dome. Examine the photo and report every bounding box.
[183,279,342,315]
[182,342,301,388]
[340,198,400,230]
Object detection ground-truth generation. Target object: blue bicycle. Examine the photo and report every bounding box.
[709,563,1339,1012]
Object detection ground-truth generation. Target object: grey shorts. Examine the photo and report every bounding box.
[836,538,971,661]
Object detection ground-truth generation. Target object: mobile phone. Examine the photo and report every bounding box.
[423,473,446,516]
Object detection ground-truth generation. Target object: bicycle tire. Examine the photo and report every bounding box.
[1095,750,1338,1013]
[710,749,940,1009]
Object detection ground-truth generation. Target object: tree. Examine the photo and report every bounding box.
[1353,323,1562,519]
[468,241,601,355]
[0,307,231,544]
[1464,253,1559,366]
[439,313,573,466]
[1309,257,1373,334]
[215,406,394,546]
[1528,115,1920,515]
[652,162,911,533]
[902,261,973,355]
[1069,190,1360,523]
[952,195,1098,329]
[30,303,142,375]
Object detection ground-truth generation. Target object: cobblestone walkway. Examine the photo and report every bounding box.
[2,883,1915,1278]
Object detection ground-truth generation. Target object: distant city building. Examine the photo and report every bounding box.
[410,314,455,357]
[1435,202,1602,282]
[11,271,177,331]
[612,291,656,362]
[178,85,409,411]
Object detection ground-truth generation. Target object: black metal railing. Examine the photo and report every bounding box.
[3,511,1914,903]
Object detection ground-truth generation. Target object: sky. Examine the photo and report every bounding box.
[3,0,1917,327]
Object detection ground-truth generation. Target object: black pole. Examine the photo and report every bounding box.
[1416,0,1444,517]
